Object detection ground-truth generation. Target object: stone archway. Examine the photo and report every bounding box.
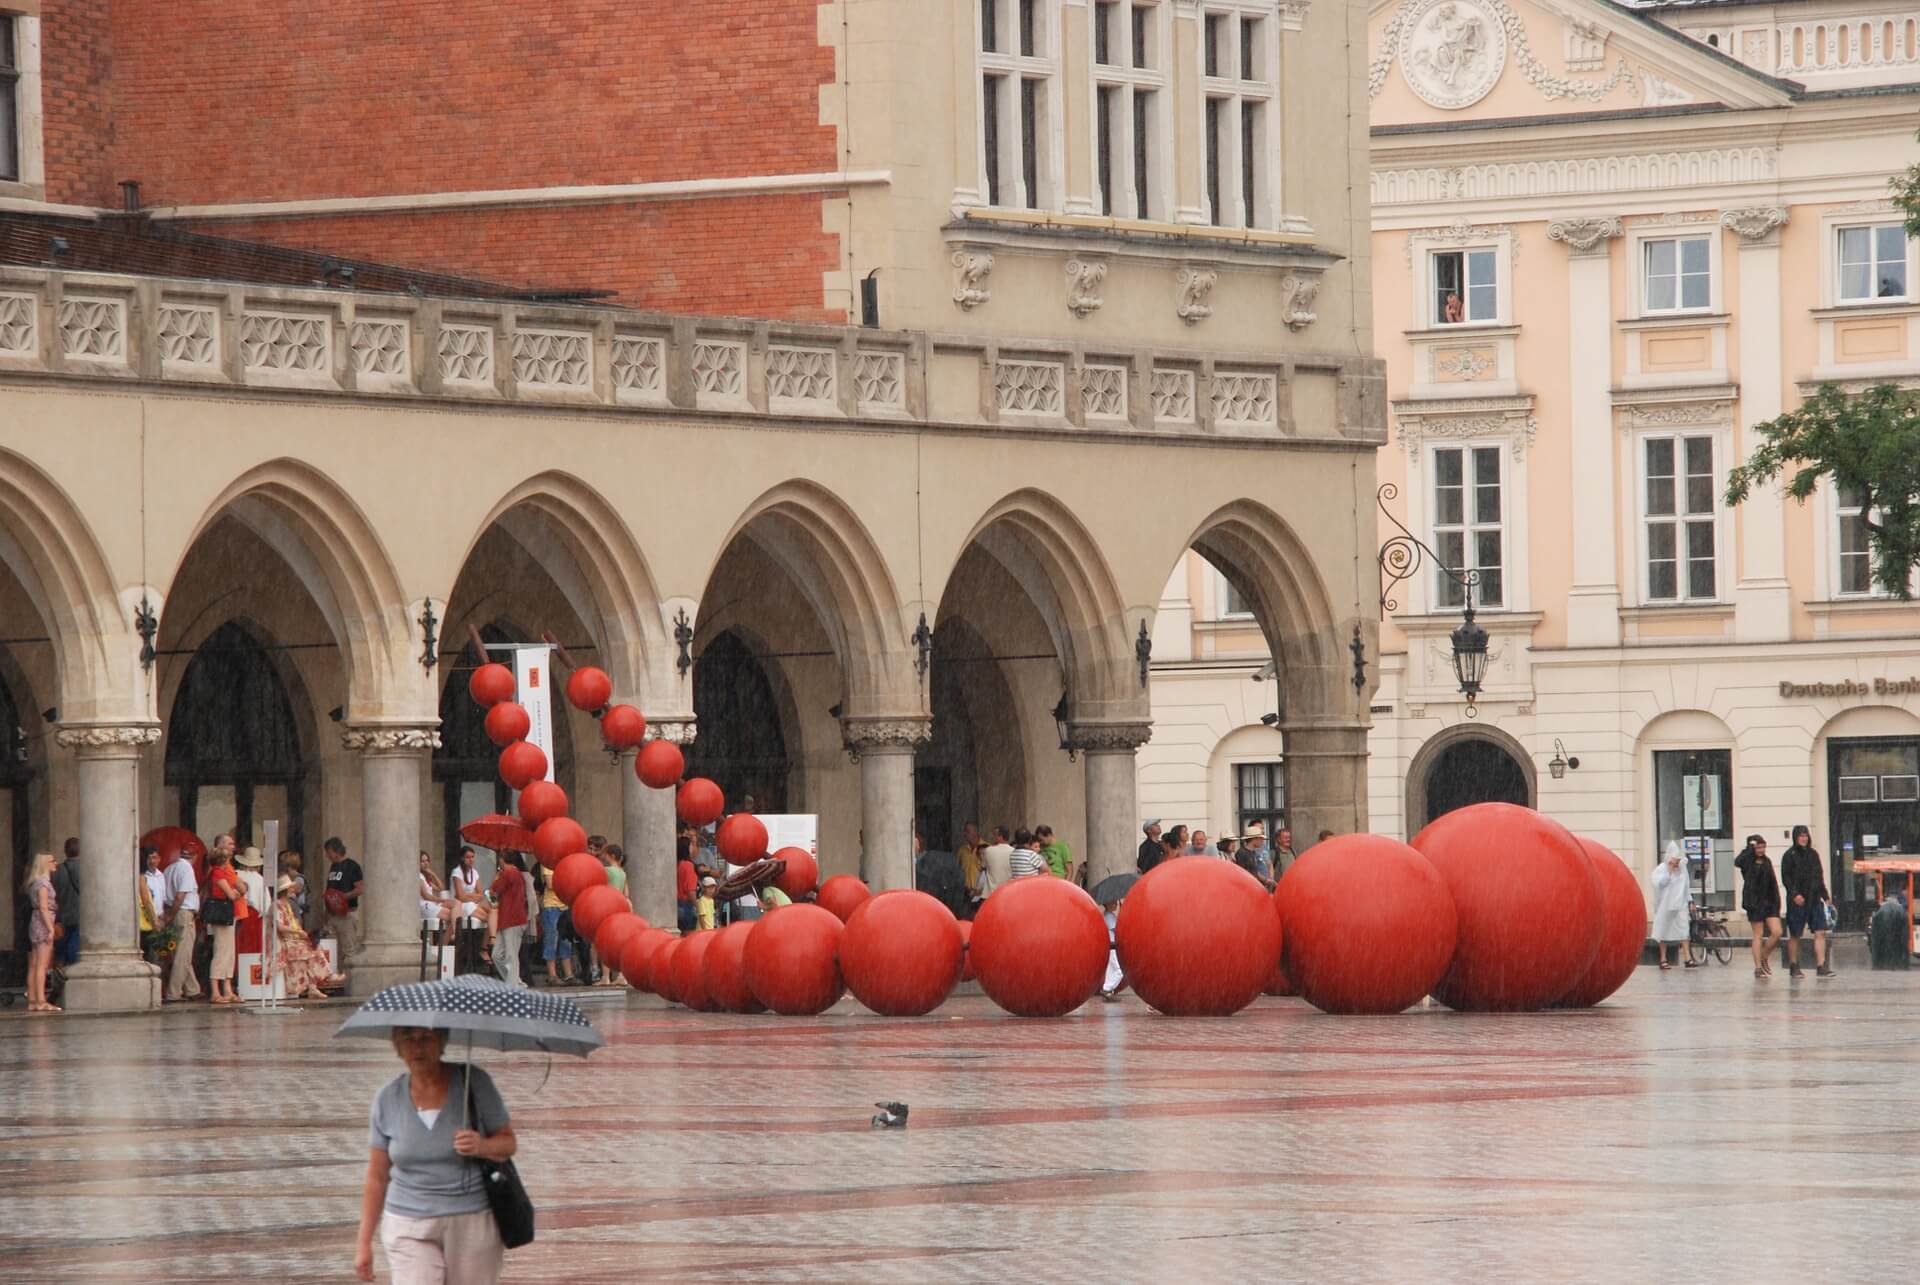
[1406,723,1536,832]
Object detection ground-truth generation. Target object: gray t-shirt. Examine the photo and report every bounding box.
[368,1064,510,1218]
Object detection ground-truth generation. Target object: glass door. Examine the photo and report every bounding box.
[1654,748,1733,909]
[1828,737,1920,929]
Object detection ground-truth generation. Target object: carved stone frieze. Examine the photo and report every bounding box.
[644,719,699,746]
[1720,206,1789,243]
[841,718,934,750]
[1545,215,1623,256]
[342,725,443,752]
[951,246,994,311]
[1394,395,1538,459]
[56,724,162,751]
[1065,722,1154,752]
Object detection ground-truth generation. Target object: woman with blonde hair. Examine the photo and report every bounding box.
[22,852,58,1013]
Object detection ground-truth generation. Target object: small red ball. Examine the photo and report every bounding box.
[570,884,630,941]
[516,779,569,830]
[772,847,818,899]
[594,912,648,970]
[600,704,647,750]
[716,813,769,865]
[636,740,684,790]
[1555,837,1647,1008]
[468,662,516,708]
[671,932,719,1011]
[551,851,607,905]
[677,778,725,827]
[623,927,671,992]
[702,922,765,1014]
[483,701,531,747]
[956,920,976,982]
[649,936,684,1001]
[532,816,588,870]
[1115,857,1281,1016]
[971,878,1109,1016]
[816,875,871,923]
[1276,834,1456,1015]
[564,665,613,713]
[840,890,963,1017]
[1412,802,1604,1012]
[743,904,846,1015]
[497,740,548,791]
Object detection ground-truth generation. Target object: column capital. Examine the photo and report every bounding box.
[1546,215,1624,257]
[841,716,932,752]
[644,716,698,746]
[1066,721,1153,752]
[56,723,161,755]
[1721,206,1788,246]
[341,723,441,753]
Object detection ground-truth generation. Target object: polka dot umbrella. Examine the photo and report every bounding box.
[334,974,604,1058]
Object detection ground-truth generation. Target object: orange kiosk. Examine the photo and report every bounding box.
[1854,857,1920,954]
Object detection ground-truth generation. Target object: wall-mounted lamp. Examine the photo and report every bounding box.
[1053,694,1075,761]
[328,706,345,724]
[1548,738,1580,780]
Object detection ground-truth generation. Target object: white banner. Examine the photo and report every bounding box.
[761,814,818,856]
[510,645,557,783]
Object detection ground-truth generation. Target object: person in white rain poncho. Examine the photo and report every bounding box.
[1651,842,1693,970]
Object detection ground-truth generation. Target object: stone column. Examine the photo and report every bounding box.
[344,724,438,996]
[1278,720,1370,845]
[625,717,695,928]
[844,718,930,892]
[1070,722,1152,887]
[1724,206,1792,642]
[1548,215,1625,647]
[56,724,162,1011]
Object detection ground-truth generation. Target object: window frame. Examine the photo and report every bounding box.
[0,13,41,192]
[1197,3,1275,230]
[1428,246,1501,326]
[1637,429,1723,606]
[1834,221,1912,305]
[1088,0,1168,221]
[1640,234,1714,316]
[1232,759,1286,840]
[978,0,1061,212]
[1427,441,1508,611]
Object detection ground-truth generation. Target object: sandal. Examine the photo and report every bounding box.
[1659,962,1672,970]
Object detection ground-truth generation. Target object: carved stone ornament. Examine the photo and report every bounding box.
[644,719,699,746]
[1280,272,1320,330]
[1545,215,1623,255]
[342,726,443,752]
[1394,395,1537,458]
[56,724,162,750]
[1176,266,1217,325]
[1720,206,1788,242]
[1395,0,1508,110]
[951,247,994,311]
[1065,257,1107,318]
[841,718,934,750]
[1065,722,1154,752]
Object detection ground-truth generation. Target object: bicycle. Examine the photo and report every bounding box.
[1687,903,1734,966]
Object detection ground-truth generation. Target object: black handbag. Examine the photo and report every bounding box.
[201,895,235,926]
[464,1068,534,1248]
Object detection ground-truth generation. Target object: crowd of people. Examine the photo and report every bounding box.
[1647,826,1840,979]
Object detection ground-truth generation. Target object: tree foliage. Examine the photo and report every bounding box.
[1724,382,1920,599]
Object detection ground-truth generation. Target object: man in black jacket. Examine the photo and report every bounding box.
[1781,824,1833,980]
[1137,820,1164,873]
[50,837,81,968]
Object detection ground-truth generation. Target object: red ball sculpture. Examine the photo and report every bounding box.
[716,813,769,866]
[1412,802,1604,1012]
[532,816,588,870]
[483,701,531,747]
[671,931,719,1012]
[955,920,976,982]
[1263,957,1297,997]
[1115,857,1281,1016]
[1554,837,1647,1008]
[564,665,613,713]
[1274,834,1456,1015]
[840,890,963,1017]
[600,704,647,750]
[970,877,1108,1016]
[649,936,684,1002]
[636,740,684,790]
[772,846,818,899]
[676,778,725,827]
[570,884,630,941]
[468,662,516,708]
[743,905,846,1015]
[593,911,649,970]
[498,740,548,791]
[516,779,569,830]
[816,874,871,923]
[550,851,607,906]
[702,922,766,1014]
[622,927,671,993]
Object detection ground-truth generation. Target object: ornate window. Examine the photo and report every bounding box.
[1200,5,1274,228]
[1643,433,1717,603]
[980,0,1059,210]
[1431,248,1496,325]
[1643,235,1711,313]
[1836,223,1909,303]
[1090,0,1166,219]
[1431,444,1504,609]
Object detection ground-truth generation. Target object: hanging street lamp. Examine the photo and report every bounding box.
[1376,483,1491,716]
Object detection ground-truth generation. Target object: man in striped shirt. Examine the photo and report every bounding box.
[1008,830,1048,881]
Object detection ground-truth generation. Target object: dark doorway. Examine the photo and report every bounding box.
[165,621,306,851]
[1,669,33,949]
[1423,737,1529,825]
[687,630,789,811]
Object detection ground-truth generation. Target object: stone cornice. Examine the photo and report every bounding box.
[56,724,161,751]
[1065,722,1154,752]
[1546,215,1623,256]
[341,725,442,752]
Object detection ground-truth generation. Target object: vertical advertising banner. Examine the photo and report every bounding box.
[511,646,557,783]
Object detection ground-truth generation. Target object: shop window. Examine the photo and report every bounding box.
[1643,235,1711,313]
[1431,248,1496,325]
[1837,223,1908,303]
[1432,444,1504,608]
[1653,748,1732,905]
[1234,760,1285,837]
[1644,434,1717,603]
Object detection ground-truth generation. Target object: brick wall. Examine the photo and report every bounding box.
[41,0,114,207]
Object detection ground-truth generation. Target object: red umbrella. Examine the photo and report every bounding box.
[715,857,781,902]
[459,814,537,854]
[141,826,208,878]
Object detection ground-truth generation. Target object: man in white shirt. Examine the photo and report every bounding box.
[979,825,1014,897]
[139,846,167,959]
[162,853,202,1001]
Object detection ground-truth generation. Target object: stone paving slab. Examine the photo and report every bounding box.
[0,964,1913,1281]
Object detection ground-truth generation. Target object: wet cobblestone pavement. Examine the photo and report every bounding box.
[2,964,1915,1282]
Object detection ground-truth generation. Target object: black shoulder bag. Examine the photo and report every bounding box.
[463,1066,535,1248]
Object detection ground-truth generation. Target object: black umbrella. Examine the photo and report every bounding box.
[1091,872,1138,905]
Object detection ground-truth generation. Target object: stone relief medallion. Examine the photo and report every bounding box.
[1397,0,1507,110]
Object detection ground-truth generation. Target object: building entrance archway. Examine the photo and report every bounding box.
[1410,727,1534,831]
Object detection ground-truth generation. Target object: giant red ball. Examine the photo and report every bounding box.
[468,662,515,708]
[1115,857,1281,1016]
[594,911,649,970]
[1554,837,1647,1008]
[702,922,765,1014]
[564,665,613,713]
[772,847,818,899]
[570,884,630,941]
[498,740,548,791]
[743,904,845,1015]
[816,875,871,923]
[623,927,671,993]
[840,890,963,1017]
[516,779,569,830]
[1275,834,1457,1015]
[1412,802,1604,1012]
[650,936,684,1001]
[551,850,608,905]
[636,740,684,790]
[671,931,719,1011]
[532,817,588,870]
[970,877,1109,1016]
[483,701,531,747]
[716,813,769,866]
[677,778,725,827]
[956,920,976,982]
[600,704,647,750]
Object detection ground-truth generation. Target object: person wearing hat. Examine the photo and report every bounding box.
[1138,820,1165,873]
[696,876,720,931]
[273,873,344,999]
[1237,822,1275,891]
[1216,834,1240,861]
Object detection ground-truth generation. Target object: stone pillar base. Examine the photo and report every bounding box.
[61,957,162,1012]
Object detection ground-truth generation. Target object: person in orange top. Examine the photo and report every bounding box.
[206,850,248,1005]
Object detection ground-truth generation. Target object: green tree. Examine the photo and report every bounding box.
[1724,382,1920,599]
